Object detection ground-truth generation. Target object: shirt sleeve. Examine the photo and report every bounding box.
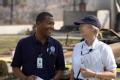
[11,40,23,68]
[72,44,78,69]
[102,45,117,71]
[55,42,65,70]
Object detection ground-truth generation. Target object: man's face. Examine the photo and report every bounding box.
[36,16,54,37]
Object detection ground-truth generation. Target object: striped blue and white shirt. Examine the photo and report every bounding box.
[72,38,117,80]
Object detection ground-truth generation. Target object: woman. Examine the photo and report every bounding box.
[70,15,117,80]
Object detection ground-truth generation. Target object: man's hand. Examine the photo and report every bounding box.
[80,68,96,78]
[26,75,36,80]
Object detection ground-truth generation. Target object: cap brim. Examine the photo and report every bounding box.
[74,22,80,25]
[74,21,86,25]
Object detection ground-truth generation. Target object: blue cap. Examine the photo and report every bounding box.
[74,15,101,29]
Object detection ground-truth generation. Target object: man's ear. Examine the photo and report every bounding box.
[35,24,38,26]
[36,21,41,25]
[36,22,42,28]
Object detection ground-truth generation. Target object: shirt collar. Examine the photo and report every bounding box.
[32,34,52,45]
[83,38,99,49]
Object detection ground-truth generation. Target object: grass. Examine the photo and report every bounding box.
[0,35,26,54]
[65,64,72,71]
[0,35,79,54]
[58,39,80,46]
[0,34,119,79]
[117,68,120,72]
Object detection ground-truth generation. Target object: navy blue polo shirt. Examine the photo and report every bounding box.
[11,35,65,79]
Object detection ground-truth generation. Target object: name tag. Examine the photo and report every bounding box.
[37,57,43,68]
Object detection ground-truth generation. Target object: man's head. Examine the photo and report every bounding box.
[35,12,54,37]
[74,15,101,40]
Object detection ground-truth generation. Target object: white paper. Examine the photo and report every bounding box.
[35,76,43,80]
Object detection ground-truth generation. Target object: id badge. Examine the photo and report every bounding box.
[37,57,43,68]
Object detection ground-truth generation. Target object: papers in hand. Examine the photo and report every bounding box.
[35,76,43,80]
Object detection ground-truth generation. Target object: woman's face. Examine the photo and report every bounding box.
[79,24,95,40]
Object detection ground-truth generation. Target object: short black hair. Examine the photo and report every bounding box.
[36,12,53,24]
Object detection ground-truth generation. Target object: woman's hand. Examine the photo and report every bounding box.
[80,68,96,78]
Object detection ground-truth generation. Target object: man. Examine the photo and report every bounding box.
[11,12,65,80]
[70,15,117,80]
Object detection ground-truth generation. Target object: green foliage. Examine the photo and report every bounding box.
[0,60,8,76]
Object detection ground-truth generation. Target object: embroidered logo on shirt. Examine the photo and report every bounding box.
[47,46,55,54]
[50,46,55,54]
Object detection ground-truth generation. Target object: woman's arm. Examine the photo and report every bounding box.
[96,68,116,79]
[80,68,116,79]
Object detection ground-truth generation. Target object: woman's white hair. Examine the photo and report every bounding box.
[89,25,100,37]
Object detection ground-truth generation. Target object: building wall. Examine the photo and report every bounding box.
[85,0,111,11]
[0,0,116,29]
[64,11,97,26]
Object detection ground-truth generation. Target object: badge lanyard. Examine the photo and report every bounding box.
[76,44,93,79]
[36,44,50,69]
[37,44,55,69]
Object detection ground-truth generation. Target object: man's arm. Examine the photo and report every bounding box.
[12,67,35,80]
[52,70,63,80]
[12,67,27,80]
[70,69,74,80]
[52,42,65,80]
[11,40,35,80]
